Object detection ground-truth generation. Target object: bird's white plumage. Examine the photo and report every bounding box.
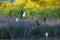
[23,12,26,17]
[16,18,19,22]
[45,32,48,38]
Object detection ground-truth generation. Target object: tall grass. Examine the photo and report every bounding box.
[0,19,60,39]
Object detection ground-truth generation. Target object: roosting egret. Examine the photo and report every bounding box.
[16,18,19,22]
[23,12,26,18]
[45,32,48,38]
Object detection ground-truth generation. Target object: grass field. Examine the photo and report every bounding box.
[0,0,60,40]
[0,18,60,40]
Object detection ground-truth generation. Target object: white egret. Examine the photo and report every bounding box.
[23,12,26,18]
[16,18,19,22]
[45,32,48,38]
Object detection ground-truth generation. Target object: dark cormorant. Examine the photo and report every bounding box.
[36,20,39,26]
[44,17,46,22]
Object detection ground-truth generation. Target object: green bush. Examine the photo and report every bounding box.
[0,2,60,19]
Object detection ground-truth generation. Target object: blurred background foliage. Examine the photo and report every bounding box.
[0,0,60,19]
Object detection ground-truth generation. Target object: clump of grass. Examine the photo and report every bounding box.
[0,19,59,39]
[0,24,11,39]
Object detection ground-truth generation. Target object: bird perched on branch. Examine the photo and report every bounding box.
[36,20,39,26]
[23,12,26,18]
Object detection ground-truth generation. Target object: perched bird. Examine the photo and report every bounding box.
[23,12,26,18]
[44,17,46,22]
[36,20,39,26]
[45,32,48,38]
[16,18,19,22]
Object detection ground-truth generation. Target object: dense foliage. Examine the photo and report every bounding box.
[0,0,60,19]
